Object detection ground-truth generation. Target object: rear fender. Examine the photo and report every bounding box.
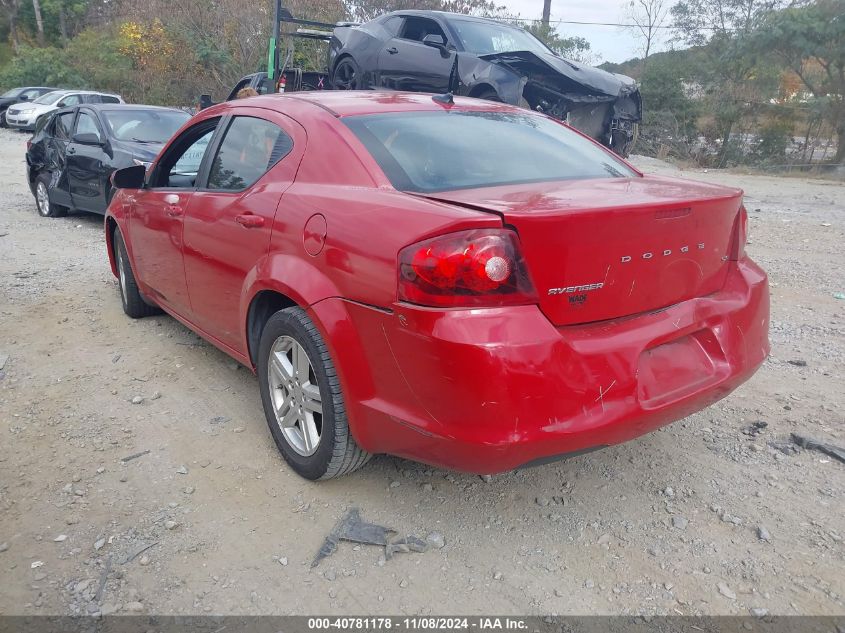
[239,252,343,362]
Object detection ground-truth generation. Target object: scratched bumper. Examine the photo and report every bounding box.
[346,258,769,474]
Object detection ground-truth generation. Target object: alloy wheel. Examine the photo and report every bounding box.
[116,248,129,306]
[36,182,50,216]
[267,335,323,456]
[334,60,357,90]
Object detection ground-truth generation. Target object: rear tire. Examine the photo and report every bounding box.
[114,230,160,318]
[34,173,67,218]
[258,307,371,480]
[331,56,361,90]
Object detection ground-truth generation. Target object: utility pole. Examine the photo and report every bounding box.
[271,0,282,82]
[542,0,551,26]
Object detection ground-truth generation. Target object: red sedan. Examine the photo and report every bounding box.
[105,91,770,480]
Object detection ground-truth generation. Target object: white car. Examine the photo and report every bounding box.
[4,90,124,131]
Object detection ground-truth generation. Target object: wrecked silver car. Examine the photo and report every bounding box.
[329,11,642,155]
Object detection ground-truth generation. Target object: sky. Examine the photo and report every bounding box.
[499,0,673,64]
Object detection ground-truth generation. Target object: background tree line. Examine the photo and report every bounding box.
[0,0,842,168]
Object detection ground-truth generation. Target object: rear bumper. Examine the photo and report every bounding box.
[315,258,769,474]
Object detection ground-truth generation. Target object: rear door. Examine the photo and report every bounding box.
[377,16,454,93]
[182,109,306,351]
[66,108,110,213]
[128,117,221,313]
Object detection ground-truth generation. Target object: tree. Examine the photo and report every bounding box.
[751,0,845,162]
[670,0,787,165]
[541,0,551,26]
[626,0,670,64]
[522,21,591,61]
[0,0,21,51]
[31,0,43,44]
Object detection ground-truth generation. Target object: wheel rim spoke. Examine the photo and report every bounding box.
[300,415,319,452]
[267,335,324,457]
[302,383,322,414]
[279,401,298,429]
[293,343,310,379]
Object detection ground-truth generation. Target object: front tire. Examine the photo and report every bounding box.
[34,173,67,218]
[258,307,371,480]
[114,230,160,318]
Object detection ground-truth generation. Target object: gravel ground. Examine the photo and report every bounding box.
[0,128,843,617]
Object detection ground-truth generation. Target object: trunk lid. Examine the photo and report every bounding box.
[423,175,743,326]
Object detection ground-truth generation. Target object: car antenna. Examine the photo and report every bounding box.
[432,92,454,105]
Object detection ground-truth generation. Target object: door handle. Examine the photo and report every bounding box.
[166,205,183,217]
[235,214,265,228]
[67,147,76,154]
[386,47,398,54]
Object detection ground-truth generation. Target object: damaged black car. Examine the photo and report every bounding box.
[328,11,642,155]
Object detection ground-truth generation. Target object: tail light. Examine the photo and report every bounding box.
[398,229,538,307]
[729,205,748,261]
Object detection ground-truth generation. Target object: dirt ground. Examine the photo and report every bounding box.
[0,127,843,618]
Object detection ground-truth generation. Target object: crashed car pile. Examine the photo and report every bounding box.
[329,11,642,155]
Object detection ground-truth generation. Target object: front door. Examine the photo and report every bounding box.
[45,110,77,209]
[182,109,306,352]
[66,109,110,213]
[128,118,220,313]
[377,16,454,93]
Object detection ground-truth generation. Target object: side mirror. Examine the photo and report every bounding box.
[19,94,30,101]
[72,132,103,145]
[112,165,146,189]
[422,33,446,48]
[199,94,214,110]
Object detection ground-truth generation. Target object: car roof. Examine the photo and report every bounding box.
[82,104,184,112]
[42,89,121,96]
[384,10,522,27]
[243,91,523,118]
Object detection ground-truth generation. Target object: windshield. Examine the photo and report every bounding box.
[1,88,23,99]
[451,19,552,55]
[33,91,65,105]
[344,110,637,193]
[102,109,190,143]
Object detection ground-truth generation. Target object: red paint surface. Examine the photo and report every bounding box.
[106,91,770,473]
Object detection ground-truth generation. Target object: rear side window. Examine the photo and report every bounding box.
[54,112,76,140]
[99,95,121,104]
[206,117,292,191]
[344,110,638,193]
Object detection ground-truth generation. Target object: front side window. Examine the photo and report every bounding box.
[59,94,82,107]
[206,117,292,191]
[344,110,637,193]
[21,89,42,100]
[152,118,220,188]
[54,112,76,140]
[75,112,102,142]
[399,17,447,43]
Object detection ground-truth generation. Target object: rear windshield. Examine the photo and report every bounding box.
[343,110,637,193]
[102,109,190,143]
